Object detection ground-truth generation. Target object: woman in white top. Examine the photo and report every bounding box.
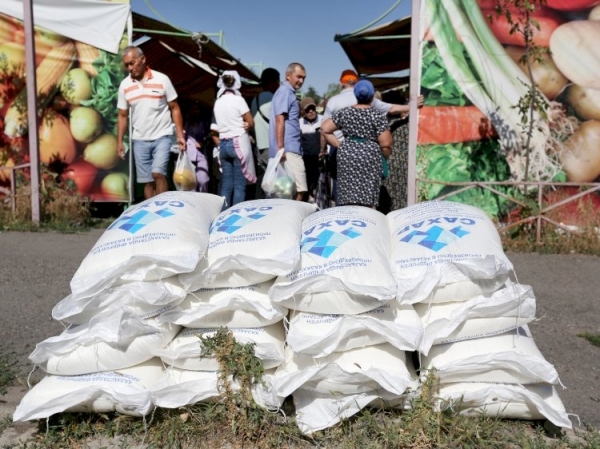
[212,70,256,207]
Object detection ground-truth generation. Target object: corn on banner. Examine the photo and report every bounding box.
[0,1,130,202]
[416,0,600,219]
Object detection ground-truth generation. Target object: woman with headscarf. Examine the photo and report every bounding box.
[321,79,392,208]
[212,70,256,207]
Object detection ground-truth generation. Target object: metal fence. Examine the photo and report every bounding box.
[418,179,600,244]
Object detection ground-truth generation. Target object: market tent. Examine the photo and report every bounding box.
[335,16,412,76]
[0,0,128,53]
[369,76,410,92]
[132,12,259,82]
[137,39,219,107]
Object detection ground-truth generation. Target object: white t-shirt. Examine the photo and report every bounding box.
[117,69,178,140]
[251,91,273,150]
[213,93,250,139]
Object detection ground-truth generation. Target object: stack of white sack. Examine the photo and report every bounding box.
[151,285,285,410]
[152,199,317,411]
[422,326,571,429]
[387,201,571,428]
[15,192,224,421]
[271,206,419,434]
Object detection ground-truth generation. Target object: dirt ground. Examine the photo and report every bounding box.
[0,229,598,446]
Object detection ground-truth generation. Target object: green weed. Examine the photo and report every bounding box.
[578,333,600,348]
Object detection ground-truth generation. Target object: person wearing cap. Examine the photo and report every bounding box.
[250,67,280,198]
[299,96,326,203]
[321,79,392,209]
[322,69,423,204]
[268,62,307,201]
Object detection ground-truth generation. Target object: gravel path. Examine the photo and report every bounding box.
[0,230,598,445]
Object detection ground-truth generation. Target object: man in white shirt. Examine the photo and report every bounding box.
[250,67,280,198]
[116,46,185,200]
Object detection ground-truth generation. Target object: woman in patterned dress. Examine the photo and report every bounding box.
[321,79,392,208]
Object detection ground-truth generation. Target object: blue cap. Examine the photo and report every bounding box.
[354,79,375,103]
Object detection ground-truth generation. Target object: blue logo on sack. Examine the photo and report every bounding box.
[211,212,266,235]
[108,208,175,234]
[301,227,362,258]
[400,225,469,252]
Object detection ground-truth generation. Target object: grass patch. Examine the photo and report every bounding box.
[499,187,600,255]
[578,333,600,348]
[9,335,600,448]
[0,169,116,233]
[15,391,600,449]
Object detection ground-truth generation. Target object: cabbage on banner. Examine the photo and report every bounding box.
[418,0,600,219]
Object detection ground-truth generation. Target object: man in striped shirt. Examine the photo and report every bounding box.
[117,46,185,199]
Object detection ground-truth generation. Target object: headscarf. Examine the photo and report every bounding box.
[354,79,375,104]
[217,70,242,98]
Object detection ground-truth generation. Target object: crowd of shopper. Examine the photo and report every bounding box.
[118,45,422,210]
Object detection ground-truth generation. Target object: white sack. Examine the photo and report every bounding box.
[53,278,187,325]
[387,201,513,304]
[13,359,164,422]
[421,326,560,385]
[159,281,287,328]
[292,389,409,435]
[31,308,176,360]
[274,344,412,397]
[416,282,536,355]
[70,192,224,299]
[435,382,572,429]
[270,206,397,312]
[291,359,420,435]
[154,323,285,370]
[180,199,317,289]
[31,320,181,375]
[286,302,423,357]
[151,368,281,411]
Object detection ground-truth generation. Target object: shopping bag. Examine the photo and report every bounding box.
[173,151,197,191]
[261,149,296,199]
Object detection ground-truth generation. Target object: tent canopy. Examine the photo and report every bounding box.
[136,39,219,107]
[132,12,259,82]
[335,16,411,76]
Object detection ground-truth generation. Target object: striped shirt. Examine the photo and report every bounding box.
[117,68,178,140]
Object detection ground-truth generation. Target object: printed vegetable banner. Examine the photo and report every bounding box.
[417,0,600,219]
[0,10,130,202]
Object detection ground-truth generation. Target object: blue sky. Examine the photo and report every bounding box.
[130,0,412,96]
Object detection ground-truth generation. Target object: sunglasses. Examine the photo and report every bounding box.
[304,106,316,112]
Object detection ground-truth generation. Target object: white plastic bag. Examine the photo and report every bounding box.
[173,151,197,191]
[261,149,296,199]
